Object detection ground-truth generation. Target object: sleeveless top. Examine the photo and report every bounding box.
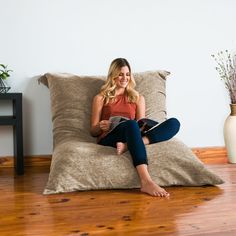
[98,94,137,141]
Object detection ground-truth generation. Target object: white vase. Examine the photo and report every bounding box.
[224,104,236,163]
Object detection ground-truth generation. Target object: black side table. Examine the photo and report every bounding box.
[0,93,24,175]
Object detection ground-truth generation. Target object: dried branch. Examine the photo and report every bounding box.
[212,50,236,104]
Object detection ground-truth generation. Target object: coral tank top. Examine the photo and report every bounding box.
[98,94,137,141]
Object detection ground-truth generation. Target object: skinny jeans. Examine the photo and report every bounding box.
[98,118,180,167]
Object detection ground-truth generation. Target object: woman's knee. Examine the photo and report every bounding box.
[125,120,142,136]
[167,118,180,133]
[145,117,180,144]
[124,120,139,129]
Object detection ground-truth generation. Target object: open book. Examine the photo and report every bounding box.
[109,116,160,135]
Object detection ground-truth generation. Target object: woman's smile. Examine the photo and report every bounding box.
[115,66,130,88]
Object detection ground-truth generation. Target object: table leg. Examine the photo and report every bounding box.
[13,94,24,175]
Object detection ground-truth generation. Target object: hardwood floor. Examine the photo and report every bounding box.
[0,158,236,235]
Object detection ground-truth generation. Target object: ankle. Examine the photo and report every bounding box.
[140,178,153,185]
[143,136,150,145]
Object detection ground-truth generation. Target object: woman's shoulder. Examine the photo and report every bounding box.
[133,94,144,107]
[136,94,145,104]
[139,94,145,100]
[94,93,103,100]
[93,94,104,104]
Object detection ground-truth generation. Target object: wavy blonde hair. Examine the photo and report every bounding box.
[100,58,139,104]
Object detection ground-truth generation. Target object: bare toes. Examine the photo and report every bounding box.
[116,142,127,155]
[141,181,170,197]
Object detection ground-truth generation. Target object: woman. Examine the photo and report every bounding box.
[90,58,180,197]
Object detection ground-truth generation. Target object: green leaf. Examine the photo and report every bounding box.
[0,64,6,69]
[0,64,12,80]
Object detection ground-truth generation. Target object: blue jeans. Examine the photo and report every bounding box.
[98,118,180,167]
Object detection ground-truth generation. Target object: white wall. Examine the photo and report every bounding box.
[0,0,235,156]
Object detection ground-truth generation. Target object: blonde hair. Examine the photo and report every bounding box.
[100,58,139,104]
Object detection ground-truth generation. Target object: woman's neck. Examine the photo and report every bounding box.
[115,88,126,96]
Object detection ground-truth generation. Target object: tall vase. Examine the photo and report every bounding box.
[224,104,236,163]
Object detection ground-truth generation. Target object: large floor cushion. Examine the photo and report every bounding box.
[39,71,224,194]
[43,139,223,194]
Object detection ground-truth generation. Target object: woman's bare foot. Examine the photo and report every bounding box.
[116,142,127,155]
[141,180,170,197]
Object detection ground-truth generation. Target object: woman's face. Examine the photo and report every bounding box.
[115,66,130,89]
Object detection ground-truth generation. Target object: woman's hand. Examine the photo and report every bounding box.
[99,120,111,132]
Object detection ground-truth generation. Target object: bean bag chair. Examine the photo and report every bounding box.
[38,71,223,194]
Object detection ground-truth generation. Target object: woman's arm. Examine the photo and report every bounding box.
[90,94,111,137]
[135,95,146,120]
[90,94,104,137]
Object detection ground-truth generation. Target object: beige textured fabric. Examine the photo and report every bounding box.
[38,71,224,194]
[39,71,168,147]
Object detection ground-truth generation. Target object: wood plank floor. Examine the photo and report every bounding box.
[0,163,236,235]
